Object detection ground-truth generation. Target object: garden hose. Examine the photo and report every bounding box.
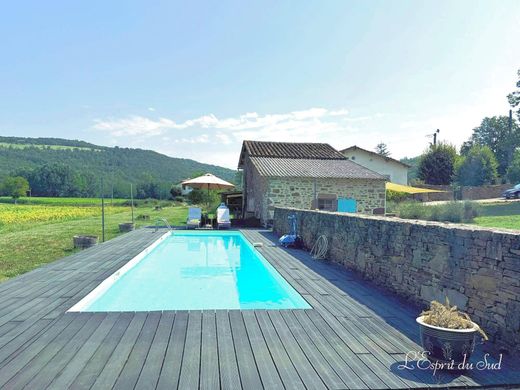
[310,235,328,260]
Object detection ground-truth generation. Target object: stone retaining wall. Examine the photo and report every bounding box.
[461,184,510,200]
[273,207,520,353]
[414,183,511,201]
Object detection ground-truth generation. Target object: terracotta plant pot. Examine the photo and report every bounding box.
[73,235,98,249]
[417,315,479,365]
[119,222,135,232]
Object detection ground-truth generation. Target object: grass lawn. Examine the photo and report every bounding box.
[472,202,520,230]
[0,203,188,282]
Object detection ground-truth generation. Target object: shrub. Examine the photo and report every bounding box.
[394,202,431,220]
[394,201,480,223]
[433,202,463,222]
[386,189,410,203]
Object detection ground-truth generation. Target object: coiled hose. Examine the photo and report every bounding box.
[310,235,328,260]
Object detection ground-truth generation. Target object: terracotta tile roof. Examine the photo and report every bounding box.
[249,157,386,180]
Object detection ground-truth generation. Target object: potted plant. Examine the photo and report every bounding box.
[118,222,135,232]
[417,298,488,364]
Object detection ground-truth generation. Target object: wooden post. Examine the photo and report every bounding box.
[130,183,134,224]
[101,178,105,243]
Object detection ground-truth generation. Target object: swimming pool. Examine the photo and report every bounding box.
[69,231,311,311]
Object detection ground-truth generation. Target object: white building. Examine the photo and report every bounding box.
[340,145,410,185]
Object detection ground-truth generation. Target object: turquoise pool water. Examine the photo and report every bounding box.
[77,231,311,311]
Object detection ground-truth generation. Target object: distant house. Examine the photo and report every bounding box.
[238,141,386,225]
[340,145,410,185]
[180,183,193,196]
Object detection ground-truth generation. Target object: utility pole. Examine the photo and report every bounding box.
[427,129,440,147]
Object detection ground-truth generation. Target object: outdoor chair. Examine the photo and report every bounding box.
[217,205,231,229]
[186,207,202,229]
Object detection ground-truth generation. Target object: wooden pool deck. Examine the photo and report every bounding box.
[0,228,519,389]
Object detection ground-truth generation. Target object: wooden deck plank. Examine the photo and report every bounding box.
[242,310,284,389]
[255,310,306,390]
[156,311,188,390]
[177,310,202,390]
[267,310,327,390]
[42,313,121,389]
[134,311,175,390]
[200,310,220,390]
[215,310,242,390]
[113,311,162,390]
[23,313,108,389]
[228,310,263,389]
[292,310,369,389]
[0,313,84,388]
[71,312,134,389]
[91,312,148,390]
[280,310,347,390]
[303,310,390,389]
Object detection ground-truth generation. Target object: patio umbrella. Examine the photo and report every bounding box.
[181,173,235,209]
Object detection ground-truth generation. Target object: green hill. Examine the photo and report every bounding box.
[0,136,236,198]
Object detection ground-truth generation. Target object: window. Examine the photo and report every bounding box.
[318,198,335,211]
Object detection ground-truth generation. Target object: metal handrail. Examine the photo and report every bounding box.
[154,218,172,232]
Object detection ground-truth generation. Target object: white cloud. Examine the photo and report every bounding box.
[91,107,376,167]
[148,107,156,112]
[92,107,354,138]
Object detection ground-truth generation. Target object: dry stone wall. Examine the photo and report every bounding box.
[273,207,520,353]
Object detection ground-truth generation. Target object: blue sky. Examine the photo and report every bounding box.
[1,1,519,168]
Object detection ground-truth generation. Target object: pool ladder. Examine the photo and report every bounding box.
[154,218,172,232]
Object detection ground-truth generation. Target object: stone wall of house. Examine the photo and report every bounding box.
[273,207,520,353]
[264,177,386,223]
[243,155,269,221]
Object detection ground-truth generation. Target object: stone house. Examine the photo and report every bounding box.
[340,145,410,185]
[238,141,387,225]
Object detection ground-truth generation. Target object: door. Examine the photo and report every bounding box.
[338,198,357,213]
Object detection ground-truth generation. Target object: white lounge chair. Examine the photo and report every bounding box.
[186,207,201,229]
[217,206,231,229]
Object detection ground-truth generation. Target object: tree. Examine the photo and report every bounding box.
[508,68,520,120]
[187,188,205,204]
[455,145,498,186]
[375,143,390,157]
[170,185,182,198]
[24,163,76,197]
[1,176,29,202]
[417,142,457,185]
[507,150,520,184]
[461,116,520,175]
[136,181,161,199]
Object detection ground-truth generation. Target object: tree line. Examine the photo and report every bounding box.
[0,163,176,200]
[416,69,520,187]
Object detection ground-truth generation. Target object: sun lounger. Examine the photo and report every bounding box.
[217,206,231,229]
[186,207,201,229]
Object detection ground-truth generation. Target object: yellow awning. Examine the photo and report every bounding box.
[386,182,446,194]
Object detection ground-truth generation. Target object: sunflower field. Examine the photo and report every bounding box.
[0,204,123,226]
